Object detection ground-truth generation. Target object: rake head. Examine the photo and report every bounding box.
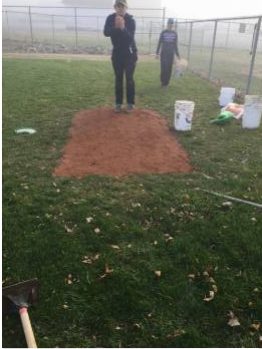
[2,278,39,315]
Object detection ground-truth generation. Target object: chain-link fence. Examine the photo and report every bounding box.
[2,6,165,55]
[2,6,262,94]
[177,16,262,94]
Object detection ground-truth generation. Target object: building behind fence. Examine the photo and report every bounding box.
[2,6,262,94]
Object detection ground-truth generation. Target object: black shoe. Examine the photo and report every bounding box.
[114,104,122,113]
[126,104,135,113]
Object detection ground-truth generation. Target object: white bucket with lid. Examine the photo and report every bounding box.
[219,87,236,107]
[242,95,262,129]
[174,100,195,131]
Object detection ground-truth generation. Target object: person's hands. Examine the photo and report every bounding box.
[115,15,125,29]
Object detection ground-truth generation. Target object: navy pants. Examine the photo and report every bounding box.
[160,51,174,86]
[112,53,136,105]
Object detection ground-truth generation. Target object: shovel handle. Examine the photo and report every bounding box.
[19,307,37,348]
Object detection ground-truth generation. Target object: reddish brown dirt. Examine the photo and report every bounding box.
[53,108,193,177]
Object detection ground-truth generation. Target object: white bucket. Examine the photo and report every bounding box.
[174,100,195,131]
[219,87,236,107]
[242,95,262,129]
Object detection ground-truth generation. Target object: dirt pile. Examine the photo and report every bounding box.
[53,108,192,177]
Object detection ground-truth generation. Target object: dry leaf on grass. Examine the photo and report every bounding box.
[227,311,241,327]
[64,225,74,233]
[100,264,114,279]
[111,245,120,250]
[131,202,142,208]
[86,217,94,223]
[154,270,162,277]
[65,274,73,285]
[82,253,100,265]
[167,329,186,338]
[250,323,261,331]
[203,291,215,302]
[94,227,101,234]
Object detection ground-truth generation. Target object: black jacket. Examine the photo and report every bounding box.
[104,13,137,56]
[156,30,180,58]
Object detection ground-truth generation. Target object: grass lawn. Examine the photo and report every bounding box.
[2,57,262,348]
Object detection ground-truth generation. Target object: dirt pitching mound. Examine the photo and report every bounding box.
[53,108,193,177]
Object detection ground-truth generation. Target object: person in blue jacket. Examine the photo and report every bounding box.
[104,0,137,113]
[156,18,181,87]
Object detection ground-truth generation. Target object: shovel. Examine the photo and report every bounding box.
[3,278,39,348]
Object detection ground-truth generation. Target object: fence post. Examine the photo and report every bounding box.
[162,7,166,29]
[74,7,78,50]
[149,21,152,54]
[97,16,99,40]
[5,11,11,51]
[225,21,231,49]
[208,19,218,80]
[28,6,34,44]
[187,21,193,66]
[51,15,55,53]
[246,16,261,94]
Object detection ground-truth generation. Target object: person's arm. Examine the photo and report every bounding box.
[156,32,163,55]
[174,33,180,59]
[104,15,117,37]
[120,17,136,45]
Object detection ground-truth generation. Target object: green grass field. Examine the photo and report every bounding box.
[2,57,262,348]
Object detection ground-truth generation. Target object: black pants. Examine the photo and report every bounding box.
[112,53,136,105]
[160,51,174,86]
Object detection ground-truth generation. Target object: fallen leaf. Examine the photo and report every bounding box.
[82,258,92,264]
[82,254,100,265]
[105,264,114,274]
[212,284,218,293]
[64,225,73,233]
[94,228,100,234]
[222,201,233,208]
[250,323,260,331]
[133,323,141,329]
[227,311,241,327]
[86,217,94,223]
[111,245,120,250]
[115,326,121,330]
[188,274,195,279]
[155,270,162,277]
[167,329,186,338]
[203,291,215,302]
[62,304,69,309]
[131,202,141,208]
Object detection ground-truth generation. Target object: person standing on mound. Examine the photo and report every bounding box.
[156,18,181,88]
[104,0,137,113]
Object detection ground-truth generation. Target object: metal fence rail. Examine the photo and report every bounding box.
[177,16,262,94]
[2,6,262,94]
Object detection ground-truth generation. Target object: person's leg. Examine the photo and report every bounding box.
[125,54,136,106]
[112,55,124,106]
[161,52,173,86]
[165,53,174,86]
[160,53,168,86]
